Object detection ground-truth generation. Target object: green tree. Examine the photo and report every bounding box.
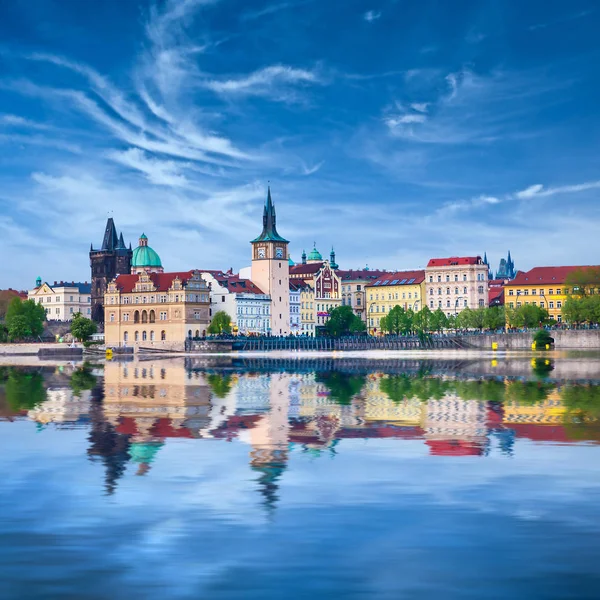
[70,313,97,342]
[508,304,549,329]
[430,308,448,333]
[8,315,31,341]
[565,267,600,296]
[381,305,412,335]
[533,329,554,348]
[413,305,431,333]
[325,305,365,337]
[483,306,505,331]
[0,324,8,343]
[207,311,232,335]
[5,298,45,340]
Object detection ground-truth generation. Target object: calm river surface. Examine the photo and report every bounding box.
[1,353,600,599]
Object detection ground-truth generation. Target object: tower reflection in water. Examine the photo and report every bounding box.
[20,359,600,503]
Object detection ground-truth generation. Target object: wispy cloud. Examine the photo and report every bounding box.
[516,180,600,199]
[364,10,382,22]
[241,0,313,21]
[201,65,322,101]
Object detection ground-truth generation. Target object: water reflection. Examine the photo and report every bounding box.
[3,358,599,503]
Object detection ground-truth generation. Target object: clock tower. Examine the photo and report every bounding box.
[251,187,290,335]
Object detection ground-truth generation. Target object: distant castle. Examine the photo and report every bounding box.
[483,251,516,281]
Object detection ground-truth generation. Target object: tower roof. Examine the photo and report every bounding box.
[307,243,323,262]
[251,187,289,244]
[101,218,119,251]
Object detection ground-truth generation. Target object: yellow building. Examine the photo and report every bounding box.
[504,266,600,324]
[104,269,210,351]
[295,281,315,336]
[364,270,425,334]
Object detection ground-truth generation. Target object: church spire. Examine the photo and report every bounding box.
[101,218,119,251]
[251,186,289,243]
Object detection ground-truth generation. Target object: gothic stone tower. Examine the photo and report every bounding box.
[90,218,132,323]
[251,188,290,335]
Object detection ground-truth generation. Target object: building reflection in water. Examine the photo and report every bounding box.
[19,359,600,503]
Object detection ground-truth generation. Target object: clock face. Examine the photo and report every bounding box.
[257,247,266,259]
[275,247,283,259]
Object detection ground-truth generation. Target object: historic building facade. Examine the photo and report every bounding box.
[104,270,210,350]
[503,265,600,324]
[250,188,290,335]
[90,218,132,323]
[297,281,315,336]
[425,257,489,316]
[28,278,92,321]
[339,269,386,324]
[289,282,302,334]
[364,270,425,334]
[201,270,270,336]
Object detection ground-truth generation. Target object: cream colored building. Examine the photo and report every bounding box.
[250,188,290,335]
[297,281,315,335]
[425,256,489,316]
[104,269,210,350]
[28,278,92,321]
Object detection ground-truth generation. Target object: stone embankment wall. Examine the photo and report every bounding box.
[464,329,600,350]
[0,343,77,356]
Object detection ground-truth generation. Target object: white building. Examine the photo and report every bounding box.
[201,271,271,336]
[289,282,302,334]
[28,278,92,321]
[425,256,489,317]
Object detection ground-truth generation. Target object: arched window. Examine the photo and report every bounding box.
[188,330,192,339]
[142,310,148,324]
[202,329,206,337]
[150,330,155,341]
[161,330,166,341]
[135,331,139,342]
[134,310,140,324]
[195,330,199,338]
[123,331,128,342]
[142,331,147,341]
[149,310,155,323]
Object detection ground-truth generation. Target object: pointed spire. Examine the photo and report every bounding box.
[483,251,488,265]
[251,186,289,243]
[116,232,126,250]
[101,218,119,251]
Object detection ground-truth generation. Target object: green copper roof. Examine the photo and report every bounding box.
[140,233,148,240]
[307,244,322,261]
[288,256,295,266]
[132,243,162,268]
[251,187,289,243]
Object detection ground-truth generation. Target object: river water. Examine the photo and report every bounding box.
[1,354,600,599]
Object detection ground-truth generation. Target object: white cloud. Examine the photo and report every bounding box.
[410,103,429,113]
[300,161,324,176]
[201,65,321,101]
[364,10,382,22]
[109,148,190,187]
[386,114,427,128]
[516,180,600,199]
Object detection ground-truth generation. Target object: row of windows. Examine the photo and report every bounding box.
[236,306,270,315]
[507,288,576,296]
[429,299,476,309]
[37,295,90,303]
[428,273,480,283]
[428,286,485,296]
[46,307,91,316]
[508,301,562,309]
[369,292,420,301]
[370,303,419,314]
[123,330,167,343]
[113,294,208,305]
[341,285,362,292]
[342,297,362,306]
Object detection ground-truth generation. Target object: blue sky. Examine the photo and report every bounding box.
[0,0,599,288]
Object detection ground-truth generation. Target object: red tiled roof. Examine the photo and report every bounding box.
[222,277,265,295]
[510,266,600,286]
[427,256,482,267]
[114,271,195,293]
[364,269,425,288]
[488,286,504,305]
[289,263,323,275]
[290,280,312,291]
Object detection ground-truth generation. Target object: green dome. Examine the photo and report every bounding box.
[132,234,162,268]
[288,256,295,266]
[307,244,322,261]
